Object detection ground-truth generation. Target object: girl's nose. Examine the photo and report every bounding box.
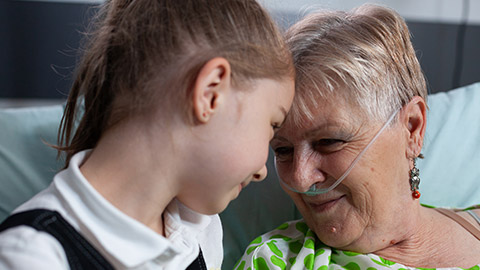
[253,165,268,182]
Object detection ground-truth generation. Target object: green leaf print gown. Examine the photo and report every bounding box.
[234,218,480,270]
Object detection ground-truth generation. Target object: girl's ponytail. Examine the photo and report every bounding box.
[57,3,116,166]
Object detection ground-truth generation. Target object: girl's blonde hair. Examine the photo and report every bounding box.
[58,0,293,165]
[285,4,427,125]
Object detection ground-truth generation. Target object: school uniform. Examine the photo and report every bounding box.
[0,150,223,270]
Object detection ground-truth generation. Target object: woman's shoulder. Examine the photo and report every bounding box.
[234,218,478,270]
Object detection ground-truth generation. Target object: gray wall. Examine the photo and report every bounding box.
[0,0,92,99]
[1,0,479,99]
[409,21,480,93]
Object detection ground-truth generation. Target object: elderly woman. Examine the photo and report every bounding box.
[236,4,480,269]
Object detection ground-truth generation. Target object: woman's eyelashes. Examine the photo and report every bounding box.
[312,139,346,152]
[273,138,346,160]
[273,146,293,160]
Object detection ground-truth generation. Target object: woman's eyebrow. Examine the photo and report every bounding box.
[304,123,338,139]
[271,134,289,143]
[304,123,353,140]
[272,122,346,142]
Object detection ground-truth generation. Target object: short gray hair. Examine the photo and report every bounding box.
[285,4,427,125]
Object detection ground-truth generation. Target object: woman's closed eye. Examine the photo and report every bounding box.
[312,139,345,153]
[273,139,345,158]
[273,146,293,160]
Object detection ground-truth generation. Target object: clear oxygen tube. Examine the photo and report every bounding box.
[275,109,399,196]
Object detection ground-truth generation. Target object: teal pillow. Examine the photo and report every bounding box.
[419,82,480,208]
[0,105,64,221]
[0,83,479,269]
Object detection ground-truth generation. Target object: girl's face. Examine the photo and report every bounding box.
[179,77,294,215]
[271,94,412,251]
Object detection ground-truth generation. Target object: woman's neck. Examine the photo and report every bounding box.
[374,206,480,268]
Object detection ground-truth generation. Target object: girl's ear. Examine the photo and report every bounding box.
[192,57,231,123]
[402,96,427,158]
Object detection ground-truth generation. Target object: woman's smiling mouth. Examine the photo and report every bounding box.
[306,195,346,213]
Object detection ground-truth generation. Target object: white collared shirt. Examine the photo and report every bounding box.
[0,150,223,270]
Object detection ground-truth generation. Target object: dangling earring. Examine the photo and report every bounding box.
[409,158,421,199]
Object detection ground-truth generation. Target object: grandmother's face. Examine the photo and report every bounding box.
[271,94,413,251]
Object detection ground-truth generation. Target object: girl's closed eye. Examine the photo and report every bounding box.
[270,123,281,140]
[271,123,281,130]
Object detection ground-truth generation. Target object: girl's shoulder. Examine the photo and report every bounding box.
[0,225,67,269]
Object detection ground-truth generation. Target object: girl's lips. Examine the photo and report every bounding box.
[238,181,250,192]
[307,195,345,213]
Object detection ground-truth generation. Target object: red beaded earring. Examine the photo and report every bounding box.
[409,158,421,199]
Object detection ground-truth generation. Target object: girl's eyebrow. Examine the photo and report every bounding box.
[278,106,288,126]
[272,106,289,132]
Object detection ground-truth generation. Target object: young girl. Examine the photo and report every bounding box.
[0,0,294,269]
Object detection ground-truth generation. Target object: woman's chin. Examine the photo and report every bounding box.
[317,232,352,248]
[308,219,360,249]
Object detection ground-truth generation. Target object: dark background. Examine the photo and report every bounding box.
[1,0,479,99]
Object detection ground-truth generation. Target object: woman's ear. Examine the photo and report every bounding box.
[402,96,427,158]
[192,57,231,123]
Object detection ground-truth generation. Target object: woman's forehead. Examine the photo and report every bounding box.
[277,99,367,141]
[288,92,365,125]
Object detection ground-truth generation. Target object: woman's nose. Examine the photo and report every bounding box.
[253,165,268,182]
[289,151,325,191]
